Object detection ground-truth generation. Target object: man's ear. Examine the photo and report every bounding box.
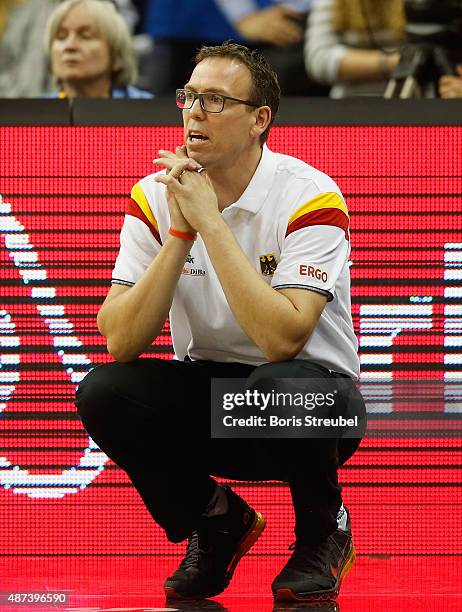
[250,106,272,139]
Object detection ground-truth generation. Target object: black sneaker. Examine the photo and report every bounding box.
[164,485,266,599]
[272,507,355,603]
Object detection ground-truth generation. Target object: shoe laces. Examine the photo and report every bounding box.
[286,532,350,574]
[181,530,210,570]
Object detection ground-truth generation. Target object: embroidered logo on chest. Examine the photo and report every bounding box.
[182,252,206,276]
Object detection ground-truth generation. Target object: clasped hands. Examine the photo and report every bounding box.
[153,146,221,235]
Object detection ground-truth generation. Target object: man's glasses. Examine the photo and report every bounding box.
[176,89,259,113]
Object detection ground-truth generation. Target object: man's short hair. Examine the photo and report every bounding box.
[44,0,138,87]
[195,41,281,144]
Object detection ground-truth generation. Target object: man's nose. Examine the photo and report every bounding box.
[190,96,205,118]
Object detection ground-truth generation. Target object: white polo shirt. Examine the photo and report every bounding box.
[111,145,360,379]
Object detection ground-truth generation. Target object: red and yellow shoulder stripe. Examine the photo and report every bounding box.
[286,192,349,240]
[126,182,162,244]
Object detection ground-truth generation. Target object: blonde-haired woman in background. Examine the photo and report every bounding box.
[304,0,405,97]
[44,0,153,100]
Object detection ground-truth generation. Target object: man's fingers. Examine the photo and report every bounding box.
[153,156,201,173]
[155,162,206,188]
[175,145,188,158]
[154,172,182,190]
[156,149,178,161]
[152,156,180,175]
[154,148,201,168]
[170,160,195,177]
[158,147,195,162]
[152,156,172,167]
[155,160,202,187]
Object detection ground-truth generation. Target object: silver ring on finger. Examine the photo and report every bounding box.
[197,167,206,174]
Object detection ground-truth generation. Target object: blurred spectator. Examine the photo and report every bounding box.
[44,0,153,100]
[219,1,306,47]
[439,65,462,98]
[0,0,59,97]
[141,0,326,96]
[305,0,404,97]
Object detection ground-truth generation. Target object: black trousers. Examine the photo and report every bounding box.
[75,357,365,544]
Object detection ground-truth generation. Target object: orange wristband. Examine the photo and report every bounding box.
[169,227,197,241]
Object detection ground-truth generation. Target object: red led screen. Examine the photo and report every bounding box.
[0,126,460,558]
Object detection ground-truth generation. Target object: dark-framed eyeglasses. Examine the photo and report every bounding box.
[176,88,259,113]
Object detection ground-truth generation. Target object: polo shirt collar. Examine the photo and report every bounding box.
[229,144,278,214]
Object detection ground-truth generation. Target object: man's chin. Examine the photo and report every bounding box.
[186,148,204,165]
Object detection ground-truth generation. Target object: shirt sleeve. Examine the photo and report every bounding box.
[111,181,162,287]
[271,191,350,301]
[304,0,348,85]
